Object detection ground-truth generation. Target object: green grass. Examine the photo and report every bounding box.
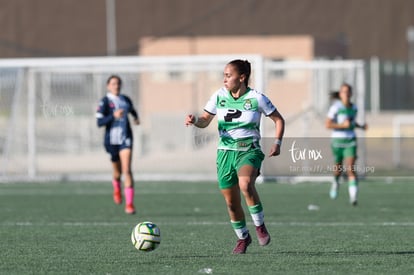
[1,179,413,274]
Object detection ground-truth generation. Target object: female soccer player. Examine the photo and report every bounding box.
[185,59,285,254]
[325,83,367,206]
[96,75,140,214]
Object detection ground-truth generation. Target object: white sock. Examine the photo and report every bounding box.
[348,179,358,202]
[250,211,264,227]
[349,185,358,202]
[234,227,249,239]
[231,220,249,239]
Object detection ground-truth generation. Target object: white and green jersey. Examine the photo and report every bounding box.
[327,100,357,139]
[204,87,276,151]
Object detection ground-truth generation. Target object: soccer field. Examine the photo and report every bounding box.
[1,179,413,274]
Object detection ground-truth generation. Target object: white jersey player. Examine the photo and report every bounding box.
[185,59,285,254]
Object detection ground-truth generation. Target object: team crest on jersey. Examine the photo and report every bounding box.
[243,99,252,110]
[219,99,226,107]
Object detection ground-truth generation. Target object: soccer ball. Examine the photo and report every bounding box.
[131,221,161,252]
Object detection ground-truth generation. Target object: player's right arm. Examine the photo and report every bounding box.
[186,89,218,128]
[325,104,351,130]
[325,117,351,130]
[96,98,121,127]
[185,111,214,128]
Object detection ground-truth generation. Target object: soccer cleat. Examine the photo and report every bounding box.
[125,204,136,214]
[255,223,271,246]
[232,233,252,254]
[351,199,358,206]
[113,190,122,205]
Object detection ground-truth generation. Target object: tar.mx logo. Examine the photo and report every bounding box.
[289,140,323,163]
[41,101,74,118]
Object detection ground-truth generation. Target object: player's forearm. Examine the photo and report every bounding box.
[193,116,209,128]
[130,108,138,119]
[97,115,114,127]
[355,122,367,129]
[326,120,347,130]
[274,116,285,141]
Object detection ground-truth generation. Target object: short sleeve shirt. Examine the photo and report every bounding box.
[204,87,276,151]
[327,100,357,139]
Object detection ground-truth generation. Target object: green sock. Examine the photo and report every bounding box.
[348,178,358,187]
[248,203,263,214]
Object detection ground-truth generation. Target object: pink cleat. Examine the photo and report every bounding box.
[113,190,122,205]
[125,204,136,215]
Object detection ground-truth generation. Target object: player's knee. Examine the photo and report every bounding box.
[239,180,254,194]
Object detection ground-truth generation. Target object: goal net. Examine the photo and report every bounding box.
[0,55,367,182]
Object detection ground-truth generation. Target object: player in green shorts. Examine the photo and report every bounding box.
[326,83,367,205]
[185,59,285,254]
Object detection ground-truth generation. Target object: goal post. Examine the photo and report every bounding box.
[392,114,414,167]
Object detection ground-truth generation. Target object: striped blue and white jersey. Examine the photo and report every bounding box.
[96,93,138,146]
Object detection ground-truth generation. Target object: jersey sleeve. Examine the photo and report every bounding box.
[96,97,114,127]
[203,91,218,115]
[327,103,338,120]
[258,93,277,116]
[124,95,139,120]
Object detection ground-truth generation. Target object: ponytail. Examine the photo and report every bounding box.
[330,91,340,100]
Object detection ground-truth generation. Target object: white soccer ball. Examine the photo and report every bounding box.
[131,221,161,252]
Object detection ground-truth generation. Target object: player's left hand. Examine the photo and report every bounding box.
[268,144,281,157]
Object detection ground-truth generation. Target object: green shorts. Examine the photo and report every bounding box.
[216,149,265,189]
[331,138,357,164]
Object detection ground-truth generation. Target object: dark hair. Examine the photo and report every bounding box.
[106,75,122,86]
[228,59,251,87]
[330,90,340,100]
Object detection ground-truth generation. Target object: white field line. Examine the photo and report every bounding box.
[1,221,414,227]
